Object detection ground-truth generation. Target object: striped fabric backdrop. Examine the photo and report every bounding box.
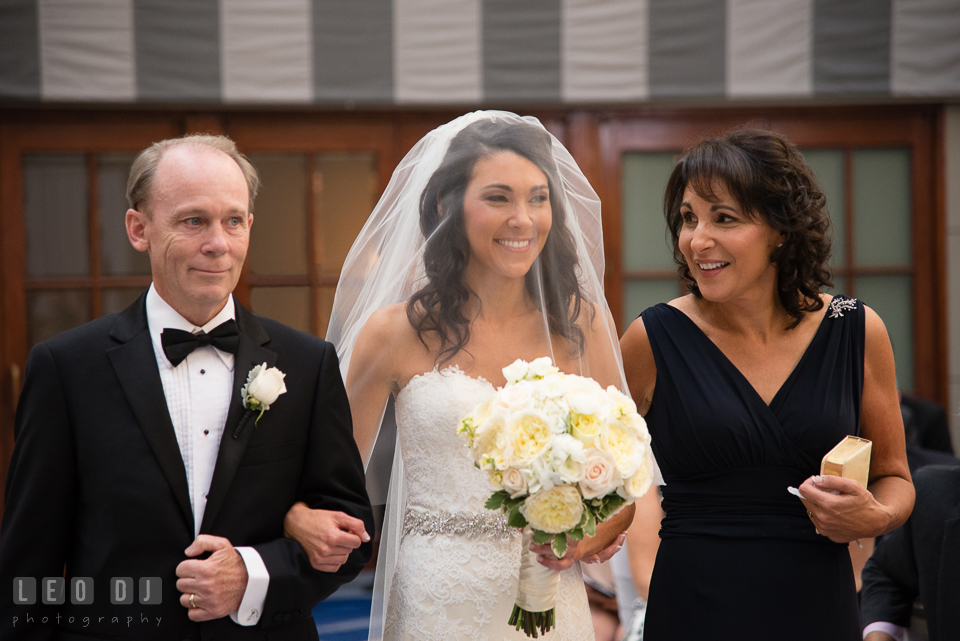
[1,0,959,105]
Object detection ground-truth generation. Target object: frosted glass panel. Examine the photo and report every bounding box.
[247,155,308,276]
[857,275,913,391]
[99,154,151,276]
[854,149,911,266]
[621,153,677,271]
[103,288,145,316]
[623,279,681,328]
[27,290,91,347]
[826,276,847,299]
[251,287,309,334]
[801,150,845,266]
[24,155,89,277]
[315,153,378,273]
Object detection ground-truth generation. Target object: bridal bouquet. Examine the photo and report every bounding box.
[457,357,655,638]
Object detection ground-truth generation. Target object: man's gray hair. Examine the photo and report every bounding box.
[126,133,261,215]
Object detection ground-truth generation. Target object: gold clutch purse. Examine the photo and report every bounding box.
[821,435,872,488]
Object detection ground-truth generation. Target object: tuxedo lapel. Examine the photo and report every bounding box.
[107,293,194,528]
[200,301,276,534]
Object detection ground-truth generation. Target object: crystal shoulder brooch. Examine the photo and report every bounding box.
[828,296,858,319]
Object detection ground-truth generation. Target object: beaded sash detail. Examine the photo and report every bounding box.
[403,508,512,539]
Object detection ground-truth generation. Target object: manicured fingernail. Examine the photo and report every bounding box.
[537,556,544,562]
[362,532,371,542]
[813,475,823,484]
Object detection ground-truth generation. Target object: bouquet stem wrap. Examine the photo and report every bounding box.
[511,526,559,637]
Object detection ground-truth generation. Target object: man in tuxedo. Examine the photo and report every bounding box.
[861,465,960,641]
[0,134,374,640]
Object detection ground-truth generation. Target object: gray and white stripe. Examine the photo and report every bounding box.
[2,0,958,105]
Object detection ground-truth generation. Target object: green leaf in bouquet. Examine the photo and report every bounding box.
[598,494,626,521]
[567,527,584,541]
[550,533,568,559]
[507,505,528,528]
[485,491,509,511]
[531,529,552,545]
[584,512,598,537]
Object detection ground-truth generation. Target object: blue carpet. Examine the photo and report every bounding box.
[312,571,373,641]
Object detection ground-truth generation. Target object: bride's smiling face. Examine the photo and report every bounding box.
[461,151,552,281]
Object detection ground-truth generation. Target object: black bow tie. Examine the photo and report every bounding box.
[161,319,240,367]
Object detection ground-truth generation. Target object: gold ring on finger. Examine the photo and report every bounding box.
[190,594,196,609]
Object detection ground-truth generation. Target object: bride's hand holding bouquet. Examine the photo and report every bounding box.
[458,356,655,638]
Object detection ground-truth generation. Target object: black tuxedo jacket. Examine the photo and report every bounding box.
[860,465,960,641]
[0,293,373,640]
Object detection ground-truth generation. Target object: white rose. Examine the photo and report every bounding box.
[497,383,533,411]
[604,385,638,417]
[567,392,601,416]
[502,359,529,383]
[528,357,559,379]
[521,485,584,533]
[245,363,287,408]
[579,449,620,499]
[474,415,507,469]
[599,420,645,478]
[502,467,529,498]
[548,434,586,484]
[618,448,655,500]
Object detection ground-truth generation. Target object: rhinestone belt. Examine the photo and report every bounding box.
[402,508,513,538]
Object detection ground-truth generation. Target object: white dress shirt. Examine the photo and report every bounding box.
[146,285,269,626]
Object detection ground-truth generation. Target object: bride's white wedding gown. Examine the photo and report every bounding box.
[382,367,595,641]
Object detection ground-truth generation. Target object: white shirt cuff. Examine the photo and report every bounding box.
[230,546,270,626]
[863,621,907,641]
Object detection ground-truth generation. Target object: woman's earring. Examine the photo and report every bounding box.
[778,243,784,248]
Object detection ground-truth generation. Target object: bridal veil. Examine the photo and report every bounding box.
[326,111,641,640]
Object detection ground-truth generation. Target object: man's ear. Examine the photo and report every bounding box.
[126,209,149,252]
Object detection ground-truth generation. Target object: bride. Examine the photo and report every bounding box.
[285,111,639,640]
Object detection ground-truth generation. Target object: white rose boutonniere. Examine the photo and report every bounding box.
[233,363,287,438]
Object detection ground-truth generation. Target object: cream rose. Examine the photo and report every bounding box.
[599,420,645,477]
[521,485,584,533]
[504,409,553,466]
[502,467,528,498]
[570,412,603,448]
[579,448,619,499]
[244,363,287,408]
[618,449,654,500]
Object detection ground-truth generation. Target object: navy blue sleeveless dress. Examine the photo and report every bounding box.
[640,297,864,640]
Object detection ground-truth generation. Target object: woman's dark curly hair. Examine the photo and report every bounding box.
[664,128,833,328]
[408,118,585,363]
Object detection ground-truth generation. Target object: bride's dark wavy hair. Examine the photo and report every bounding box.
[664,128,832,329]
[408,118,585,363]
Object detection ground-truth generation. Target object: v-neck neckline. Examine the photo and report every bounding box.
[664,303,832,410]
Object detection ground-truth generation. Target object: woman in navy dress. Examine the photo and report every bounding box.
[619,129,914,639]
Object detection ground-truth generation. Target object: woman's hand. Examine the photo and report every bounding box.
[283,501,370,572]
[580,531,627,565]
[530,537,583,572]
[798,474,893,543]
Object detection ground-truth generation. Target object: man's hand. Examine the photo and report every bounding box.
[284,502,370,572]
[176,535,248,622]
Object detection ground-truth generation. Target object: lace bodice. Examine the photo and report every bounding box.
[395,367,496,513]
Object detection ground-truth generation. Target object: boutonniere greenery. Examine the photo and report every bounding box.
[233,363,287,438]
